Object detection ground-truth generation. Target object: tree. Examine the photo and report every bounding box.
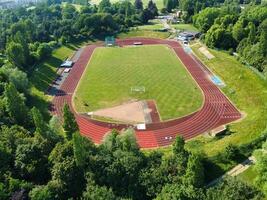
[32,107,47,136]
[183,153,204,188]
[259,19,267,57]
[164,0,178,12]
[173,136,185,155]
[37,43,52,61]
[32,107,62,144]
[51,157,85,198]
[82,175,117,200]
[232,18,247,42]
[248,22,256,44]
[98,0,112,13]
[205,24,236,49]
[193,8,221,33]
[4,83,29,125]
[134,0,143,11]
[15,137,50,183]
[147,0,158,17]
[206,177,263,200]
[62,104,78,140]
[0,65,29,92]
[156,183,204,200]
[6,42,26,68]
[29,185,53,200]
[73,132,96,168]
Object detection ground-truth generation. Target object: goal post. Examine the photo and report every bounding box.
[131,86,146,93]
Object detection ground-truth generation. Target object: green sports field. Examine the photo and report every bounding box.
[73,45,203,120]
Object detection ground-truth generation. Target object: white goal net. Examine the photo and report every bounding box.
[131,86,146,93]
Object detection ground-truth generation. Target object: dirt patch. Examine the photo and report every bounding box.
[199,47,214,59]
[92,100,160,124]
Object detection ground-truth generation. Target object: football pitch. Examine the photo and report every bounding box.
[73,45,203,120]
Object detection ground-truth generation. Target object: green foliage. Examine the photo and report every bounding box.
[15,136,51,183]
[98,0,112,12]
[253,140,267,195]
[193,7,221,33]
[0,65,29,92]
[183,154,204,188]
[163,0,178,12]
[206,177,263,200]
[4,83,29,126]
[63,104,78,140]
[205,24,236,49]
[194,5,267,72]
[224,144,240,160]
[82,175,117,200]
[32,107,48,135]
[73,132,96,168]
[134,0,143,10]
[156,184,204,200]
[29,185,53,200]
[37,43,53,61]
[6,42,26,68]
[51,156,85,198]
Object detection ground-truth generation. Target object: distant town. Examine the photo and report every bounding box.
[0,0,43,9]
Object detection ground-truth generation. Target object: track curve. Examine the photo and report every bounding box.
[51,38,242,148]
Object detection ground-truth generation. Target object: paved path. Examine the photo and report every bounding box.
[50,38,242,148]
[207,156,256,187]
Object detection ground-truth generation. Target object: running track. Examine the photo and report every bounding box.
[51,38,242,148]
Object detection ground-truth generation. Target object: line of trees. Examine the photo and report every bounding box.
[0,0,158,71]
[162,0,263,23]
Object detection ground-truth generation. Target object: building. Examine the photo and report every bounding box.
[177,31,201,41]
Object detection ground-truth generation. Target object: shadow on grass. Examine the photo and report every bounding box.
[30,56,63,92]
[204,158,226,184]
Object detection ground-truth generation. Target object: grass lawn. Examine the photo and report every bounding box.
[73,45,203,120]
[117,29,170,39]
[170,23,199,32]
[238,165,258,186]
[186,42,267,157]
[90,0,164,9]
[137,20,164,30]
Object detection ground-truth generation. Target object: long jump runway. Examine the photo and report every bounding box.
[51,38,242,148]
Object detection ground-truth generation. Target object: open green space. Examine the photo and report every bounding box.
[238,165,258,186]
[137,20,164,30]
[118,29,170,39]
[73,45,203,120]
[171,23,199,32]
[186,42,267,157]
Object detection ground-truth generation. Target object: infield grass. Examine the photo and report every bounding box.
[73,45,203,120]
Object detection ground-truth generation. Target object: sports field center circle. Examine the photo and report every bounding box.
[51,38,242,148]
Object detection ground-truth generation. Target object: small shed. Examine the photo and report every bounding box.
[178,31,201,41]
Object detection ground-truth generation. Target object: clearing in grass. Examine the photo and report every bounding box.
[73,45,203,121]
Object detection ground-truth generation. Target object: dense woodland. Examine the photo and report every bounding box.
[0,0,267,199]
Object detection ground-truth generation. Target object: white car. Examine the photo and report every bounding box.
[64,68,71,73]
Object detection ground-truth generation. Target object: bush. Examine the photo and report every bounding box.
[224,144,240,160]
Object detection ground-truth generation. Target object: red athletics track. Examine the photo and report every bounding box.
[50,38,242,148]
